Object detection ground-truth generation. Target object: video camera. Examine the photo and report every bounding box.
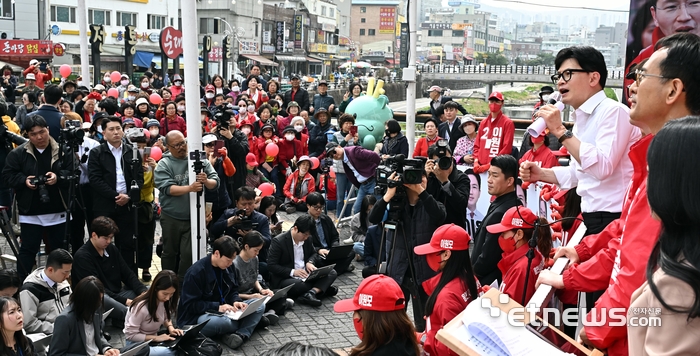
[60,120,85,147]
[375,154,425,196]
[233,209,258,231]
[212,104,239,131]
[431,139,453,170]
[28,175,50,203]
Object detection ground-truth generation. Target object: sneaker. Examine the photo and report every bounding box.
[285,298,295,309]
[324,285,339,298]
[142,270,152,282]
[263,311,279,326]
[298,291,322,307]
[342,237,354,245]
[256,315,270,329]
[221,333,244,349]
[285,206,296,214]
[345,264,356,273]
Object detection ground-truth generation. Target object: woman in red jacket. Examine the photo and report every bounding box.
[256,124,281,197]
[278,126,304,177]
[289,116,310,156]
[245,75,268,109]
[412,118,441,158]
[413,224,479,356]
[159,101,187,137]
[518,132,559,169]
[486,206,551,305]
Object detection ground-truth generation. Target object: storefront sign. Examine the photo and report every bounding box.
[379,7,396,34]
[294,15,303,49]
[239,41,259,55]
[53,43,65,57]
[275,22,285,52]
[263,31,271,44]
[208,46,222,61]
[160,26,183,59]
[399,23,408,67]
[421,23,452,30]
[0,40,53,56]
[262,45,275,54]
[148,33,160,43]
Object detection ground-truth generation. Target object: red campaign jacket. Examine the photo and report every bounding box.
[277,138,304,170]
[472,112,515,165]
[518,145,559,169]
[422,274,476,356]
[497,243,544,305]
[624,27,665,103]
[255,136,280,167]
[413,135,441,158]
[582,136,660,356]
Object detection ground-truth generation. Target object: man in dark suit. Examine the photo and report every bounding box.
[305,192,355,274]
[267,215,338,307]
[418,85,467,120]
[438,101,468,151]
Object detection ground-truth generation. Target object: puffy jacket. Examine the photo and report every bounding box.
[221,129,250,193]
[160,115,187,136]
[566,135,660,356]
[497,244,544,305]
[368,191,446,285]
[283,170,315,202]
[256,136,280,167]
[19,268,71,334]
[22,66,53,88]
[380,132,409,157]
[311,93,335,112]
[422,274,476,356]
[413,135,441,158]
[473,112,515,165]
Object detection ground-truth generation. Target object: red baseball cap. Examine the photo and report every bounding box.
[552,146,569,156]
[414,224,470,255]
[334,275,405,313]
[488,92,504,101]
[205,84,215,92]
[487,206,537,234]
[245,153,258,166]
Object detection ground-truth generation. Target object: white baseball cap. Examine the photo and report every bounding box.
[29,59,39,66]
[25,73,36,81]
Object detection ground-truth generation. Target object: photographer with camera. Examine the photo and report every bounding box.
[22,59,53,89]
[425,141,470,227]
[2,115,74,279]
[367,164,446,331]
[325,142,381,215]
[88,116,144,274]
[213,104,250,198]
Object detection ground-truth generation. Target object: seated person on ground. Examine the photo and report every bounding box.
[306,192,356,275]
[281,156,315,214]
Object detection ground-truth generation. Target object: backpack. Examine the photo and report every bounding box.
[177,332,223,356]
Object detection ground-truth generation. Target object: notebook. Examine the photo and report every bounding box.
[265,283,294,304]
[122,341,150,356]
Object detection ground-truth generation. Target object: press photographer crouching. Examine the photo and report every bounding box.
[425,140,470,227]
[2,115,74,279]
[367,155,446,331]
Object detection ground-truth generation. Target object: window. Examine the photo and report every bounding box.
[117,12,137,26]
[360,6,366,13]
[88,9,111,26]
[0,0,13,19]
[199,18,220,34]
[368,29,375,36]
[428,30,443,36]
[148,15,166,30]
[51,5,76,23]
[329,8,334,17]
[361,18,366,23]
[452,30,464,37]
[359,29,365,36]
[321,6,326,16]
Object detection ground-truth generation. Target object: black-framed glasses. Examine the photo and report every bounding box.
[551,69,590,84]
[168,141,186,149]
[634,69,668,86]
[310,204,324,211]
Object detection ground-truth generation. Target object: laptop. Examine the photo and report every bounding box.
[301,264,336,283]
[102,308,114,321]
[264,283,294,304]
[122,341,150,356]
[150,320,209,349]
[321,244,354,262]
[26,333,51,350]
[225,297,267,320]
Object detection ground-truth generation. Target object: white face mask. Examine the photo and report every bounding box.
[97,126,103,133]
[205,93,214,99]
[247,105,255,113]
[241,127,251,135]
[149,128,159,136]
[141,82,149,88]
[239,107,247,113]
[120,80,129,86]
[177,105,185,111]
[542,94,550,102]
[285,134,295,141]
[104,77,111,83]
[127,95,135,101]
[175,82,182,87]
[232,86,240,92]
[294,125,304,132]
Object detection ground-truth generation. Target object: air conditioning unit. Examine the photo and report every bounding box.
[0,32,14,40]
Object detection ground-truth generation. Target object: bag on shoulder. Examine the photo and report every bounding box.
[177,332,222,356]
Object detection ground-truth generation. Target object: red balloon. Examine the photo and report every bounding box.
[259,183,274,197]
[110,71,122,83]
[265,143,279,157]
[149,93,162,105]
[150,146,163,161]
[310,157,320,170]
[107,88,119,98]
[59,64,72,78]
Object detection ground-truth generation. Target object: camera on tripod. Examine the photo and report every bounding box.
[29,175,50,203]
[213,104,239,131]
[60,120,85,146]
[375,154,425,196]
[431,139,453,170]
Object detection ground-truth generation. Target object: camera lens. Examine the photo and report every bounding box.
[438,156,452,170]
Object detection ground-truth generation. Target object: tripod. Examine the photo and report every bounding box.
[129,144,142,270]
[191,150,206,261]
[59,138,87,252]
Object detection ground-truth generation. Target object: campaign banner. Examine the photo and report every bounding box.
[379,7,396,34]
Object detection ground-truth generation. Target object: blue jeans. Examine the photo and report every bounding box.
[353,178,377,215]
[335,173,352,218]
[126,340,177,356]
[261,165,281,197]
[353,242,364,258]
[197,299,264,338]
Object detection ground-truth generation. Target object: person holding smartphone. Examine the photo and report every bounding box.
[203,134,236,224]
[22,59,53,89]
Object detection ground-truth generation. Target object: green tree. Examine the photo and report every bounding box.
[527,52,555,66]
[477,52,509,65]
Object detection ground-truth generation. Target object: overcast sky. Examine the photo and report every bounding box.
[476,0,631,12]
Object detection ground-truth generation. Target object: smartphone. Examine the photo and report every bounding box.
[350,125,358,136]
[39,62,47,72]
[189,151,207,160]
[142,147,151,162]
[205,202,213,216]
[214,140,225,156]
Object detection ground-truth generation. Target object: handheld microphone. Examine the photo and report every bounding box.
[527,91,564,137]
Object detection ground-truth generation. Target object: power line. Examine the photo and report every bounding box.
[488,0,630,13]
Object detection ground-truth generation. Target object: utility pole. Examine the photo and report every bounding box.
[77,0,90,86]
[404,0,418,157]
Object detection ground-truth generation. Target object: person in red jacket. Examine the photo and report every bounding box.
[413,118,441,158]
[473,92,515,173]
[486,206,551,305]
[518,131,559,169]
[256,124,281,197]
[238,119,256,152]
[289,116,310,156]
[159,101,187,137]
[413,224,479,356]
[278,126,304,176]
[22,59,53,89]
[534,33,698,355]
[282,156,315,213]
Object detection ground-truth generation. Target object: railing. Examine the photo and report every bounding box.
[392,112,575,129]
[417,64,626,80]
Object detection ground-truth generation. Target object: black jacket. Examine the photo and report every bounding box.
[220,129,249,194]
[311,93,335,112]
[88,140,143,215]
[267,231,322,288]
[471,190,521,286]
[2,138,73,216]
[439,117,467,152]
[380,133,409,157]
[426,163,470,228]
[368,191,446,285]
[71,241,147,304]
[283,87,310,112]
[310,214,340,251]
[418,96,467,119]
[363,225,383,268]
[49,305,115,356]
[308,121,334,157]
[209,208,272,262]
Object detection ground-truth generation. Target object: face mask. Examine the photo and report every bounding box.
[97,126,103,133]
[127,95,135,101]
[104,77,111,83]
[542,94,550,102]
[177,105,185,112]
[247,105,255,112]
[285,134,295,141]
[239,107,247,113]
[141,82,149,88]
[101,95,106,100]
[498,234,518,254]
[241,127,251,135]
[206,93,214,99]
[426,252,444,272]
[294,125,304,132]
[531,135,545,144]
[353,317,364,340]
[120,80,129,86]
[175,82,182,87]
[489,103,502,113]
[232,86,240,92]
[149,128,159,136]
